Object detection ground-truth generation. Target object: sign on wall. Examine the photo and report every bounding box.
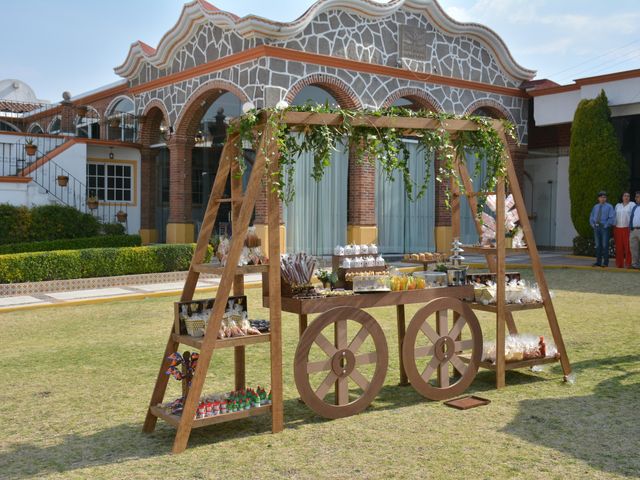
[399,25,428,61]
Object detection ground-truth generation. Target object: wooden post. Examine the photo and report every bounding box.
[231,155,246,391]
[495,178,506,389]
[396,305,409,386]
[267,143,284,433]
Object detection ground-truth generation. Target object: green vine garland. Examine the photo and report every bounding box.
[227,104,517,213]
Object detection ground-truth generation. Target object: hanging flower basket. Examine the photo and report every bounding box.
[87,197,99,210]
[57,175,69,187]
[116,210,128,223]
[109,117,121,128]
[25,144,37,156]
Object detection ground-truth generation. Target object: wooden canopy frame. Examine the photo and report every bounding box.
[142,111,571,453]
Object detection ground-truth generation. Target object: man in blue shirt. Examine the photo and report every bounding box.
[589,191,615,267]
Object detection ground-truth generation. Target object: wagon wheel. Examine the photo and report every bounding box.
[402,298,482,400]
[294,306,389,419]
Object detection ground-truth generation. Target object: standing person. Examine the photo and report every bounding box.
[613,192,635,268]
[589,191,615,267]
[629,191,640,269]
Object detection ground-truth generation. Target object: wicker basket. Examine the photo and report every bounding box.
[184,317,207,337]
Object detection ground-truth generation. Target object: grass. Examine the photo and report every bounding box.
[0,268,638,479]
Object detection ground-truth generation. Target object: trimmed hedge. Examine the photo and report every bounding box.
[0,235,142,255]
[0,244,212,283]
[0,204,104,244]
[569,90,629,238]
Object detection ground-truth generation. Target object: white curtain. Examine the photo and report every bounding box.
[283,143,348,255]
[460,151,488,244]
[376,141,435,254]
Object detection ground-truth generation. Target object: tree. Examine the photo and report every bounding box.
[569,90,629,238]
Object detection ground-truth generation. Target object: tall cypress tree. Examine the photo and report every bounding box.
[569,90,629,238]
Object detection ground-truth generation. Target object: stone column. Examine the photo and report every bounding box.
[166,134,195,243]
[434,152,453,252]
[347,147,378,244]
[139,147,159,244]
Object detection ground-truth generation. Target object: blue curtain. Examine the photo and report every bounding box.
[376,141,435,254]
[283,143,348,255]
[460,151,488,244]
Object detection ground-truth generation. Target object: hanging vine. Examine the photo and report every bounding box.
[227,104,517,212]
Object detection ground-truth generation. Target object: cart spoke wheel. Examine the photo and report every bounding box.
[294,306,388,419]
[402,298,482,401]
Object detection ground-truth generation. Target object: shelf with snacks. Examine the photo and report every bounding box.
[171,332,271,350]
[150,404,272,429]
[464,302,544,313]
[460,355,561,371]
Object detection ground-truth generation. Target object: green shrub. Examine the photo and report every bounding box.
[101,223,126,236]
[569,90,630,238]
[29,205,101,240]
[572,235,615,257]
[0,244,212,283]
[0,235,141,255]
[0,204,31,244]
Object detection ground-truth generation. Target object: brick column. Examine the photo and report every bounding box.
[346,146,378,244]
[166,134,194,243]
[139,147,159,244]
[253,168,286,254]
[434,152,453,252]
[59,100,75,135]
[510,143,528,194]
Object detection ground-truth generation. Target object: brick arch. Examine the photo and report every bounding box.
[463,99,516,125]
[174,79,249,140]
[27,122,44,134]
[381,88,443,112]
[139,99,170,146]
[285,74,362,109]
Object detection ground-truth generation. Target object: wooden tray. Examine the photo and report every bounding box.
[443,395,491,410]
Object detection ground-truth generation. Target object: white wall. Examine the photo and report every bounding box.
[554,156,577,246]
[534,90,581,126]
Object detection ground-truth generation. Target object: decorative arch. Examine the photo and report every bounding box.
[47,115,62,134]
[27,122,44,134]
[381,87,443,112]
[285,74,362,110]
[139,99,171,146]
[463,99,516,125]
[105,95,135,116]
[174,79,249,139]
[0,120,20,132]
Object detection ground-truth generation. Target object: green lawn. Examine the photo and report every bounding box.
[0,269,638,479]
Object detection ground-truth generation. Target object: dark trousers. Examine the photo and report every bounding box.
[594,225,610,265]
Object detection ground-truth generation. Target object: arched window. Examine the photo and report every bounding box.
[48,116,61,134]
[107,97,136,141]
[76,107,100,139]
[0,120,20,132]
[28,123,44,134]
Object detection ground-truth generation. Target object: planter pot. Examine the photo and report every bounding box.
[25,144,37,156]
[505,237,513,249]
[116,211,128,223]
[57,175,69,187]
[87,199,99,210]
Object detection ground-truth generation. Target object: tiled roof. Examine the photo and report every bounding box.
[0,100,48,114]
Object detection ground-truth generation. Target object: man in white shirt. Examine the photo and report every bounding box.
[630,191,640,269]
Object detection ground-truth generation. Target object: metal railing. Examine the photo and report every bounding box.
[0,138,129,228]
[104,112,138,142]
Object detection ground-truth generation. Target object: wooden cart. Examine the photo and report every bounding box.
[142,111,571,453]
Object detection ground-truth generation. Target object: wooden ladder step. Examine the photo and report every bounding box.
[192,263,269,275]
[171,332,271,350]
[216,197,244,203]
[150,404,272,429]
[465,301,544,313]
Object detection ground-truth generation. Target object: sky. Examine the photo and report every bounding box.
[1,0,638,102]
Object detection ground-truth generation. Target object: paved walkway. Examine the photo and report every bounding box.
[0,251,635,312]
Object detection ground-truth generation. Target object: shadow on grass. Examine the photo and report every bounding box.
[502,354,640,477]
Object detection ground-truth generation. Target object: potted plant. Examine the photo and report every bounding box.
[116,210,128,223]
[24,138,37,156]
[57,175,69,187]
[87,194,99,210]
[316,269,337,289]
[505,228,516,249]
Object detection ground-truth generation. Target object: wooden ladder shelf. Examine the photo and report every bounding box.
[452,131,572,388]
[142,124,284,454]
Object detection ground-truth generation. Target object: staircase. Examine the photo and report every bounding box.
[0,135,128,225]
